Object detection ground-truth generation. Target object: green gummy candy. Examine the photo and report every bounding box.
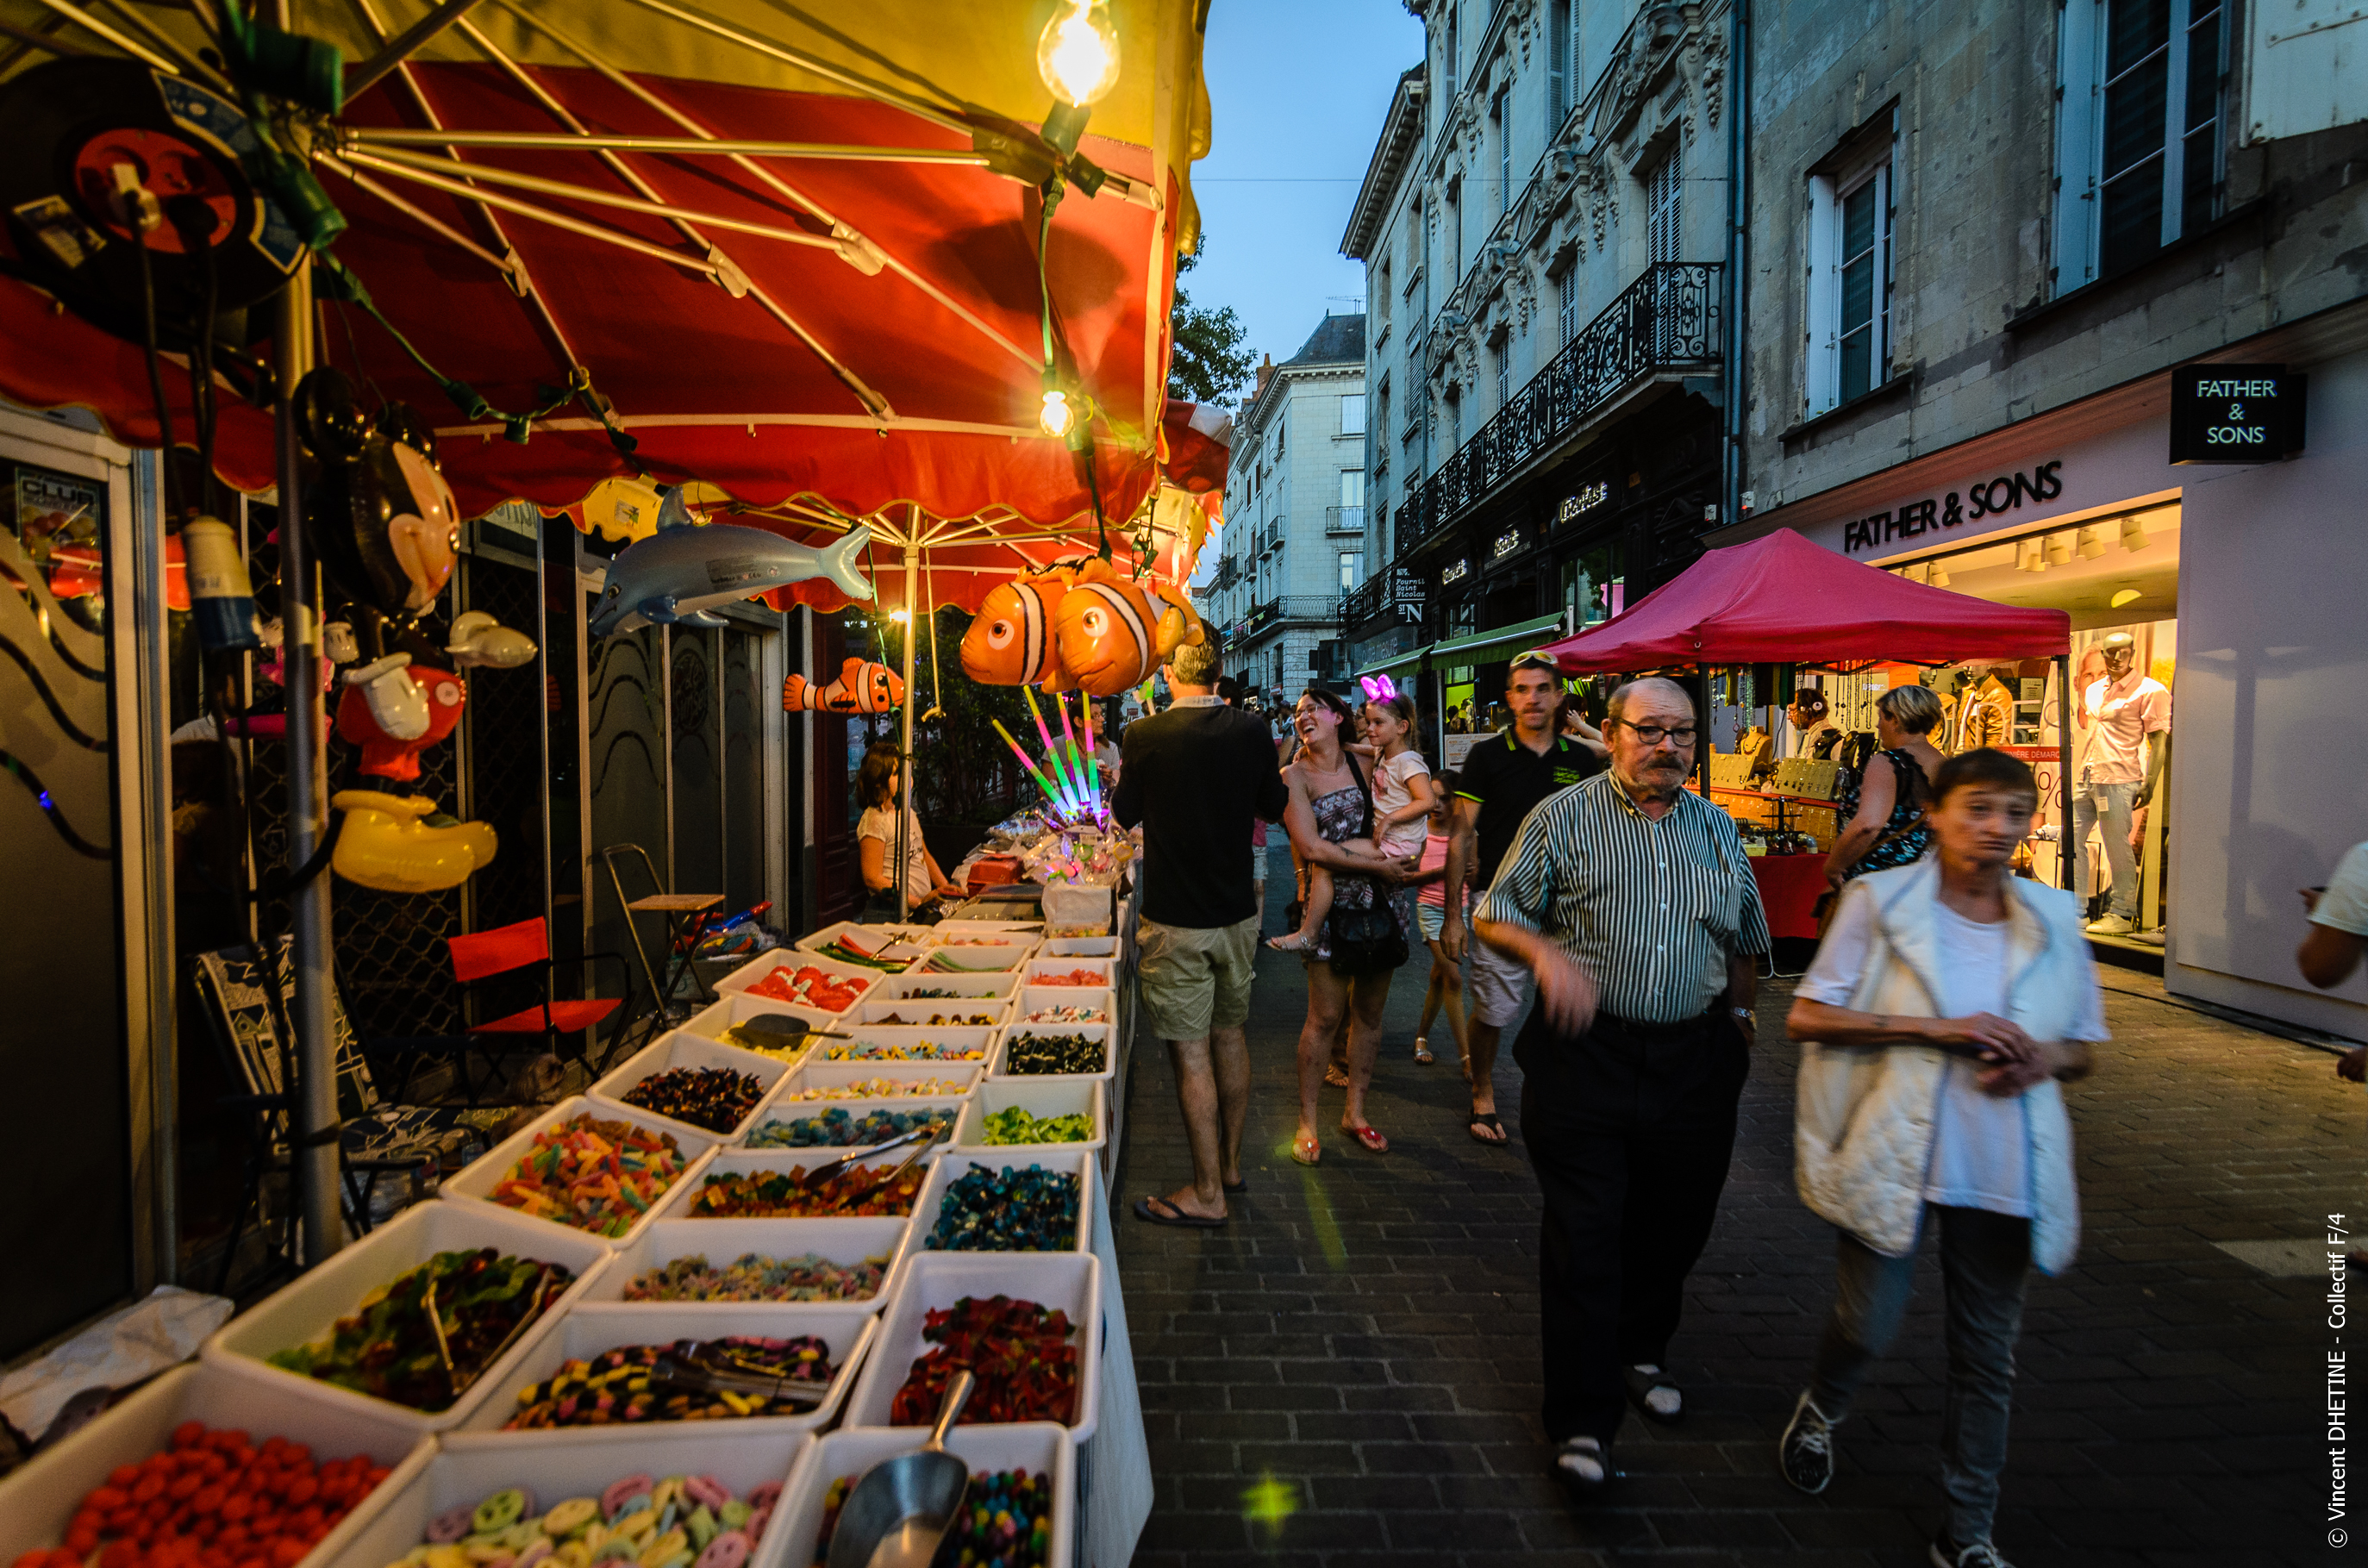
[718,1502,752,1529]
[684,1506,717,1551]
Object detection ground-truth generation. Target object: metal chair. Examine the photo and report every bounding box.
[191,941,493,1296]
[597,843,725,1035]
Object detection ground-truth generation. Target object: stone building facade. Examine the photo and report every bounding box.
[1341,0,1740,725]
[1203,315,1368,707]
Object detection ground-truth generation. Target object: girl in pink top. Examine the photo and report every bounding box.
[1406,772,1470,1070]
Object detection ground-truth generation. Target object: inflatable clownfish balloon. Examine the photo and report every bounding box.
[1052,559,1207,697]
[783,657,904,715]
[960,568,1077,690]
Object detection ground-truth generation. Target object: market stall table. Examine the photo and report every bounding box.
[1750,854,1828,941]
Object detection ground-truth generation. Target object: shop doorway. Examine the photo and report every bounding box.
[1884,502,2181,951]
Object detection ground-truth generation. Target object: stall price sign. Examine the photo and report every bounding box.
[2169,364,2306,464]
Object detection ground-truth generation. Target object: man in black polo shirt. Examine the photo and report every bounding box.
[1442,652,1605,1144]
[1113,639,1290,1228]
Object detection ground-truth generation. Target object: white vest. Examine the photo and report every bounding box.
[1792,861,2090,1276]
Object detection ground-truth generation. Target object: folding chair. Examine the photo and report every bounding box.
[191,941,491,1296]
[597,843,724,1034]
[450,916,635,1079]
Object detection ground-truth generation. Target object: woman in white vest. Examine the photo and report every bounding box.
[1776,747,2104,1568]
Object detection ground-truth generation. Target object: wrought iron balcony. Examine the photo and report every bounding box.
[1326,505,1366,536]
[1403,262,1721,549]
[1238,595,1346,639]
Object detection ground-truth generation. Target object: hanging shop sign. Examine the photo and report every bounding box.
[1556,479,1610,525]
[2169,364,2307,464]
[1490,523,1527,561]
[1840,460,2065,554]
[1439,555,1472,589]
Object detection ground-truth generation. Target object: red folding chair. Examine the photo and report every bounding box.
[450,918,633,1088]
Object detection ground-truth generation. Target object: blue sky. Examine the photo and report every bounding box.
[1190,1,1426,389]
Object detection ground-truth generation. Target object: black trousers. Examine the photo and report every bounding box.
[1515,1005,1749,1444]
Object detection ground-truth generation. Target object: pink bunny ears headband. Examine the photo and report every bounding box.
[1359,675,1399,703]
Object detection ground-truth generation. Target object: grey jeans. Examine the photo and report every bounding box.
[2072,779,2141,918]
[1808,1205,2032,1546]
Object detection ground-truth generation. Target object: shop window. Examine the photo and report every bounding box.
[1647,146,1682,264]
[2054,0,2227,292]
[1560,543,1624,628]
[1806,143,1896,416]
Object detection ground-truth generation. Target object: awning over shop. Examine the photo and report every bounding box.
[1537,528,2068,672]
[1356,611,1567,681]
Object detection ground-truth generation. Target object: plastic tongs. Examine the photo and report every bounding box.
[797,1121,949,1213]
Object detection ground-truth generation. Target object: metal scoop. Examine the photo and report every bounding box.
[826,1371,974,1568]
[735,1012,850,1046]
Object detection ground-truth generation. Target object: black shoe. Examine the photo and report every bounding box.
[1549,1436,1618,1496]
[1929,1532,2015,1568]
[1624,1362,1683,1422]
[1778,1390,1835,1494]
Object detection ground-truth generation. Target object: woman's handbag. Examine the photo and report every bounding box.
[1325,753,1410,976]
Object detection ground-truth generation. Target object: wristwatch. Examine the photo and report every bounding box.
[1728,1006,1756,1028]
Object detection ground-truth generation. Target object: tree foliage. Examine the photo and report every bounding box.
[1167,246,1257,406]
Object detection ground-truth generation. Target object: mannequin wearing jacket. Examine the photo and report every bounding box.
[1774,748,2104,1568]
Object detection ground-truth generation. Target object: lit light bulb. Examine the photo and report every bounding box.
[2076,526,2106,559]
[2110,588,2143,609]
[890,608,910,623]
[2044,534,2071,567]
[1040,387,1075,439]
[2120,517,2148,552]
[1037,0,1121,109]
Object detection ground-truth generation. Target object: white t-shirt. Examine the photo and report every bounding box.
[2078,673,2170,784]
[858,803,932,905]
[1799,892,2108,1219]
[1369,748,1433,857]
[2314,841,2368,938]
[1790,718,1840,759]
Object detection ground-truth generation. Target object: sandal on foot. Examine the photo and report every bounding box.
[1222,1177,1249,1194]
[1342,1124,1388,1154]
[1549,1436,1617,1495]
[1323,1064,1350,1089]
[1467,1111,1507,1146]
[1413,1035,1435,1065]
[1134,1196,1226,1229]
[1625,1364,1683,1422]
[1290,1133,1321,1166]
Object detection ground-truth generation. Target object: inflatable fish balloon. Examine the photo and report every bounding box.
[446,610,537,669]
[783,656,903,715]
[960,568,1076,688]
[591,522,874,637]
[1053,559,1207,697]
[330,790,497,894]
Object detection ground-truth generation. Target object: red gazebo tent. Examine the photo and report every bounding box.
[1537,528,2069,671]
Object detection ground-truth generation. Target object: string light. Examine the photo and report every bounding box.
[1037,0,1122,108]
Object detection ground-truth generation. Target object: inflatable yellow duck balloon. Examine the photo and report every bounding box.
[331,790,497,893]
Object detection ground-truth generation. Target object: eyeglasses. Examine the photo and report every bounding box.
[1613,722,1697,747]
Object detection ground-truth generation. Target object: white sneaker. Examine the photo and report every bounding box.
[2084,913,2134,935]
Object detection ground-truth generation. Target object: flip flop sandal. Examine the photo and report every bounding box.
[1413,1035,1435,1065]
[1549,1437,1618,1495]
[1323,1065,1351,1089]
[1134,1196,1226,1228]
[1222,1177,1250,1194]
[1342,1124,1389,1153]
[1290,1134,1321,1166]
[1624,1365,1684,1421]
[1467,1111,1507,1146]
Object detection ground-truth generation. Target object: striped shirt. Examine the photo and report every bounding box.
[1476,771,1771,1024]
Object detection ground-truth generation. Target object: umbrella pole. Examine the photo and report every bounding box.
[898,540,919,921]
[276,259,341,1265]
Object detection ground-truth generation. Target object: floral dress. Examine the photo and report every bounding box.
[1837,747,1934,881]
[1297,782,1403,965]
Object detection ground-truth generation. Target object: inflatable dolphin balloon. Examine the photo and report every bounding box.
[590,522,874,637]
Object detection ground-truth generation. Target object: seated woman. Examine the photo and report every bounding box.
[856,740,962,921]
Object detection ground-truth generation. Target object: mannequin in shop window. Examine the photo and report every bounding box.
[1953,671,2017,753]
[2074,632,2170,936]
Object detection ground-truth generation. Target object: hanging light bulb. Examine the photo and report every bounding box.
[889,608,910,623]
[1040,386,1075,439]
[2121,515,2149,552]
[2044,534,2072,567]
[2076,525,2106,559]
[1037,0,1122,109]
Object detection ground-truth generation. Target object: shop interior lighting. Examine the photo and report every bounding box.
[1038,1,1122,109]
[2111,588,2143,609]
[2044,534,2072,568]
[2015,539,2044,572]
[1928,563,1952,587]
[2121,516,2149,552]
[2077,526,2107,559]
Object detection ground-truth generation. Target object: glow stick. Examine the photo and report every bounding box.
[1079,697,1104,819]
[1024,684,1082,805]
[991,719,1070,811]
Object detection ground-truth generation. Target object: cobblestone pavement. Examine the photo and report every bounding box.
[1112,869,2352,1567]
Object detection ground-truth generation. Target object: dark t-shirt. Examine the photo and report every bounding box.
[1453,729,1607,889]
[1112,700,1290,929]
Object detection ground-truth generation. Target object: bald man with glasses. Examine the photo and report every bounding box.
[1475,675,1771,1496]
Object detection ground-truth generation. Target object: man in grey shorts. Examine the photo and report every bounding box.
[1114,640,1290,1228]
